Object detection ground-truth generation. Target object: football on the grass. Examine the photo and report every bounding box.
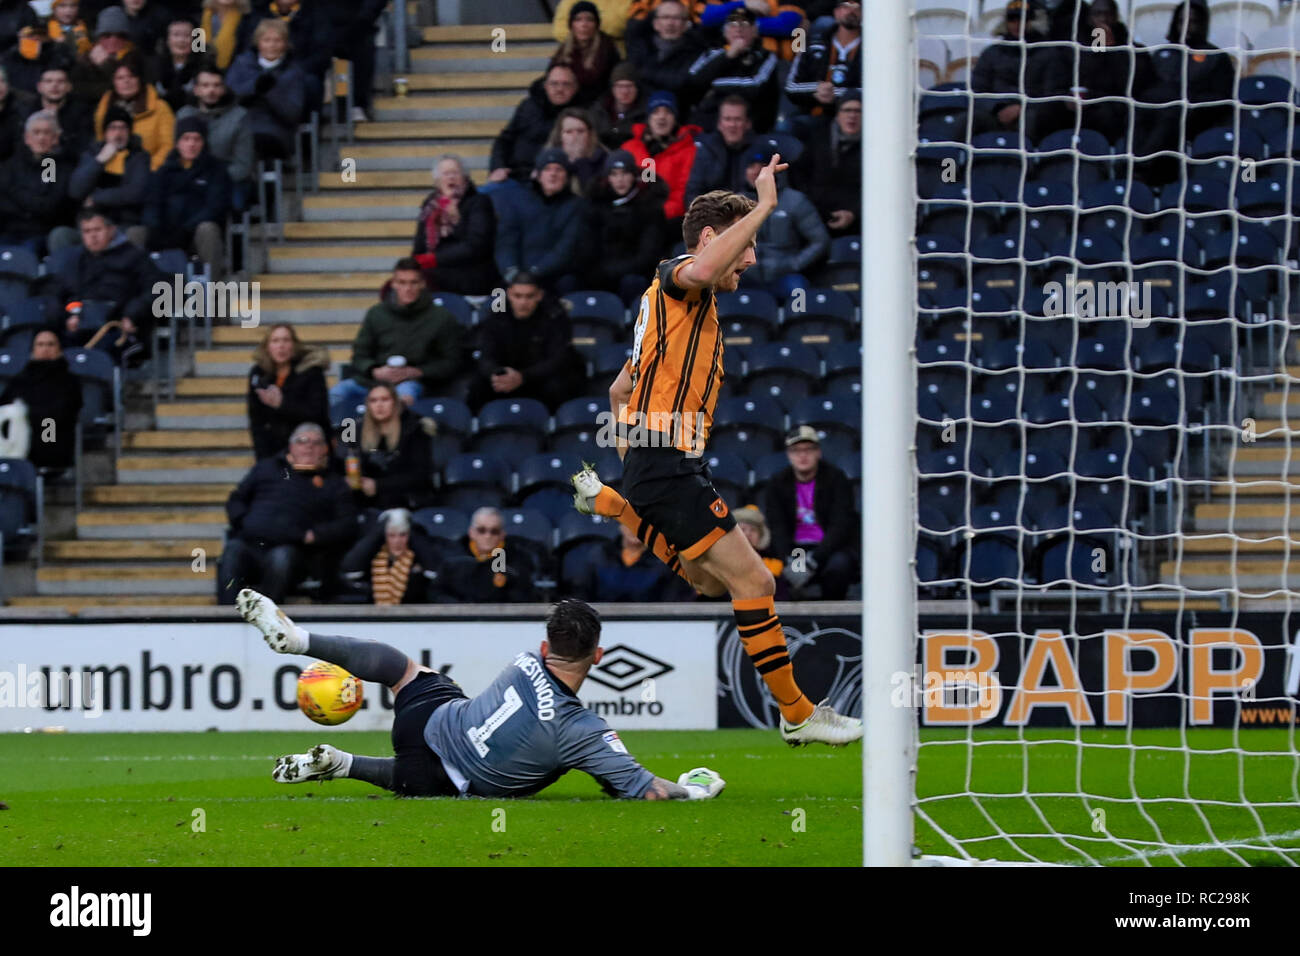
[297,661,363,726]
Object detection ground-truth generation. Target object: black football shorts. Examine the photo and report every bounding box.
[621,445,737,559]
[390,671,468,797]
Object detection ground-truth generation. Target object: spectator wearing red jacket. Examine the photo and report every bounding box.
[618,89,698,226]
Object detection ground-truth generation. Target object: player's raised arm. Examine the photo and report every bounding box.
[675,153,789,291]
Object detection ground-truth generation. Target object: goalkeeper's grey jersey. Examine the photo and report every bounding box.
[423,652,655,799]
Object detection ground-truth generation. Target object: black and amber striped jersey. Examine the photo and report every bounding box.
[619,254,723,456]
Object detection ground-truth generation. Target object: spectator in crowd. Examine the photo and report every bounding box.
[0,111,75,257]
[71,8,138,108]
[44,0,93,61]
[411,154,500,296]
[624,0,703,106]
[488,63,580,184]
[761,425,858,600]
[69,103,151,246]
[545,106,608,194]
[618,89,698,226]
[793,88,861,237]
[585,149,666,302]
[550,1,621,107]
[698,0,806,60]
[736,145,828,297]
[94,52,175,170]
[434,506,540,604]
[176,62,254,204]
[219,421,358,604]
[685,6,779,132]
[337,382,435,512]
[120,0,169,62]
[225,16,305,160]
[783,0,860,121]
[47,208,164,358]
[550,0,632,42]
[237,0,332,112]
[247,321,330,462]
[4,22,57,94]
[0,65,36,163]
[466,270,586,412]
[0,330,82,472]
[201,0,248,71]
[732,504,789,600]
[1133,0,1234,185]
[684,93,752,208]
[316,0,387,123]
[143,113,232,277]
[339,508,441,605]
[971,0,1053,135]
[493,148,591,292]
[1028,0,1151,144]
[35,64,94,162]
[154,16,205,112]
[0,1,39,61]
[578,523,695,602]
[592,61,646,150]
[330,258,464,407]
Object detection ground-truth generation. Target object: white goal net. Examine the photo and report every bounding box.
[907,0,1300,866]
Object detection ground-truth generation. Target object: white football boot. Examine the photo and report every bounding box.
[272,744,353,784]
[571,462,605,515]
[781,700,863,747]
[237,588,307,654]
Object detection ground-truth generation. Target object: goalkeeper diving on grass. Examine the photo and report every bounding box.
[237,589,725,801]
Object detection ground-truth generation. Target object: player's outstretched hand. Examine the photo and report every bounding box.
[678,767,726,800]
[754,153,788,210]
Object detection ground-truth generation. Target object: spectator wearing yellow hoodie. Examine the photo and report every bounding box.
[93,51,174,170]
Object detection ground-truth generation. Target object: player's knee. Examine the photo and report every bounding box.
[693,576,728,598]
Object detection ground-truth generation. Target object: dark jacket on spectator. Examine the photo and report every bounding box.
[624,15,705,102]
[473,293,585,391]
[339,520,441,603]
[490,83,577,182]
[0,2,39,59]
[0,355,82,468]
[970,38,1056,128]
[48,97,96,163]
[143,144,233,249]
[0,87,35,163]
[411,181,500,295]
[340,407,436,512]
[71,45,138,109]
[593,87,646,151]
[435,540,539,603]
[225,49,306,158]
[493,180,590,284]
[684,127,753,208]
[783,26,862,112]
[579,533,695,602]
[238,0,334,79]
[685,44,780,132]
[738,179,830,282]
[123,1,169,58]
[586,180,666,290]
[550,31,621,106]
[762,460,858,568]
[155,52,206,113]
[68,133,152,227]
[46,231,165,327]
[226,452,358,547]
[793,118,860,236]
[346,288,463,390]
[176,93,255,184]
[0,145,70,241]
[247,345,331,461]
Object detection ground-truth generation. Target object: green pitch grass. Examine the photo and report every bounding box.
[2,728,1296,866]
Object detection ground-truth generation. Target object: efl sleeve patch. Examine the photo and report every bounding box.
[603,731,629,754]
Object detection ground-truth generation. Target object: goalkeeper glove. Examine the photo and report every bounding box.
[677,767,726,800]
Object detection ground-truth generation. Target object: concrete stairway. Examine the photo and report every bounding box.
[1155,365,1300,609]
[13,22,552,611]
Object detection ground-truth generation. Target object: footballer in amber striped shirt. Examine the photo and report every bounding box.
[572,154,862,747]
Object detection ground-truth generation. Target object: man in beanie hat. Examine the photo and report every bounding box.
[68,101,151,244]
[492,146,590,290]
[584,147,667,301]
[683,4,780,131]
[593,60,647,149]
[625,0,703,106]
[617,87,699,224]
[69,6,135,108]
[143,112,232,278]
[550,0,621,106]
